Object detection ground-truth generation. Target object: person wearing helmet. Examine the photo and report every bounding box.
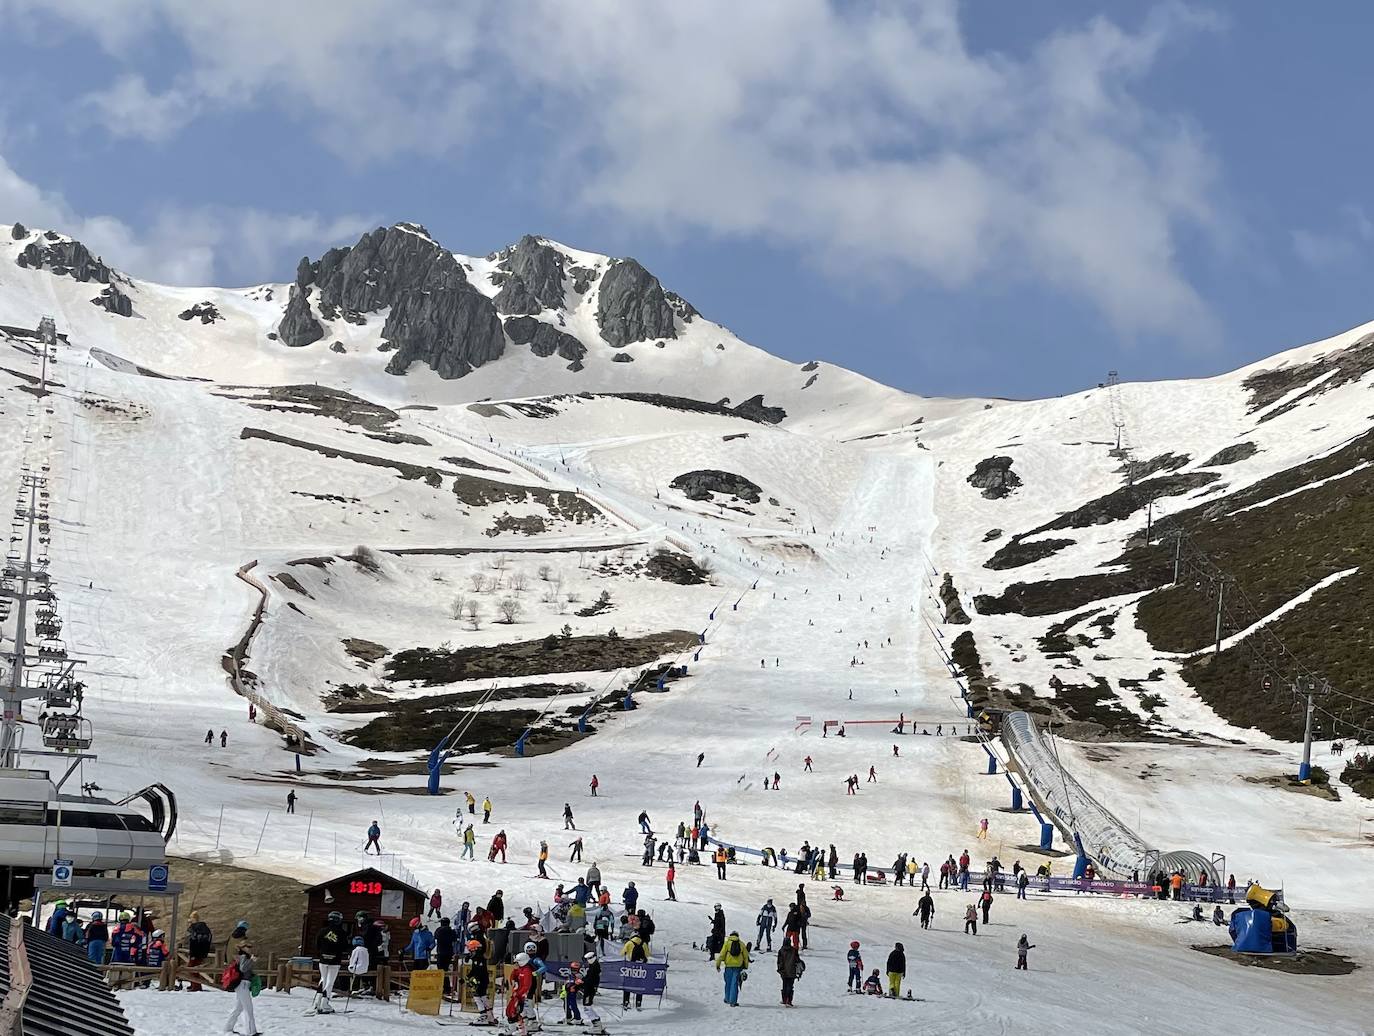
[110,911,144,965]
[580,951,605,1034]
[715,930,750,1006]
[365,820,382,855]
[61,909,83,945]
[347,935,369,997]
[46,899,70,938]
[144,929,170,987]
[465,938,493,1024]
[564,960,584,1025]
[622,932,648,1012]
[847,940,864,992]
[315,910,348,1012]
[434,917,456,993]
[507,953,535,1034]
[406,920,435,968]
[84,911,109,966]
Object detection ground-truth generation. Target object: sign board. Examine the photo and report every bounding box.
[406,968,444,1016]
[148,864,169,892]
[51,859,73,888]
[379,889,405,918]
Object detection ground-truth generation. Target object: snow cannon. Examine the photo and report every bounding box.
[1228,883,1297,955]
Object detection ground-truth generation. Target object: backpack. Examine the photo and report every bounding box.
[221,960,242,992]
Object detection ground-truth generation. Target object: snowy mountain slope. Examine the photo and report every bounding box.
[3,218,1374,1033]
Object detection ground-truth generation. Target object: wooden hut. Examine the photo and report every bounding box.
[299,867,426,965]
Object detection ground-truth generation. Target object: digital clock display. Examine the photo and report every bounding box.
[349,881,384,895]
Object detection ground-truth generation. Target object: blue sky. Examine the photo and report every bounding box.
[0,1,1370,399]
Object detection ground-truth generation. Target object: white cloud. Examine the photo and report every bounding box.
[0,148,372,284]
[3,0,1228,334]
[1292,204,1374,270]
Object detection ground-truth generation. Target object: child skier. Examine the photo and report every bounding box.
[846,940,863,991]
[1016,934,1035,970]
[862,969,883,995]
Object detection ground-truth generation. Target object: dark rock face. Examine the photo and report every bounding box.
[611,352,634,363]
[968,456,1021,499]
[596,258,677,347]
[939,573,970,624]
[493,275,541,316]
[330,341,346,354]
[17,237,114,283]
[732,394,787,424]
[495,235,565,312]
[278,284,325,347]
[10,223,27,240]
[90,285,133,317]
[664,290,698,323]
[502,317,586,362]
[288,224,505,378]
[178,301,223,324]
[801,361,819,372]
[1203,442,1258,467]
[670,469,762,504]
[383,259,505,379]
[570,266,598,294]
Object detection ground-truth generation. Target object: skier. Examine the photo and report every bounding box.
[564,803,576,830]
[204,729,214,745]
[483,796,493,823]
[697,752,705,767]
[886,942,906,998]
[642,833,656,866]
[803,756,813,772]
[777,941,804,1007]
[219,729,228,748]
[773,770,781,790]
[538,840,550,878]
[589,774,599,797]
[465,938,494,1024]
[964,903,978,935]
[347,935,369,995]
[487,889,505,921]
[920,860,931,891]
[489,830,508,863]
[707,904,726,959]
[715,930,750,1007]
[314,910,347,1012]
[505,952,535,1034]
[666,861,677,901]
[862,969,883,995]
[110,912,143,964]
[980,889,994,925]
[586,861,602,894]
[978,817,989,840]
[893,744,899,757]
[84,911,109,965]
[1017,869,1030,899]
[465,790,477,814]
[916,891,935,929]
[756,899,777,950]
[623,882,639,914]
[569,836,584,862]
[364,820,382,855]
[1016,934,1035,970]
[286,790,296,814]
[868,765,877,782]
[427,888,443,920]
[638,810,653,834]
[579,952,605,1034]
[461,824,476,860]
[846,940,863,992]
[714,845,729,879]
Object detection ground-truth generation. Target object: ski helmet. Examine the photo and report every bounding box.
[851,940,860,949]
[409,917,422,929]
[119,911,132,921]
[353,936,364,946]
[515,952,530,966]
[152,930,164,939]
[583,951,597,963]
[91,911,103,921]
[523,941,537,955]
[570,961,581,971]
[467,922,482,933]
[466,939,482,952]
[328,911,344,924]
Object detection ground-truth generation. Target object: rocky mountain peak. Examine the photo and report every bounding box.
[14,231,118,285]
[595,257,678,347]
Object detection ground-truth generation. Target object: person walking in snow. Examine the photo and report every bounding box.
[777,941,804,1006]
[224,942,257,1036]
[665,861,677,901]
[916,891,935,929]
[715,931,750,1007]
[1016,934,1035,970]
[978,817,989,840]
[569,836,583,862]
[204,729,214,746]
[427,889,443,920]
[885,942,906,998]
[868,765,877,783]
[364,820,382,855]
[803,756,813,772]
[482,796,492,823]
[285,790,296,814]
[461,824,476,860]
[589,774,599,797]
[964,904,978,935]
[564,803,576,830]
[219,730,228,748]
[980,889,994,925]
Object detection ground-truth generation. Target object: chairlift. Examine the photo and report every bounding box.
[39,713,93,751]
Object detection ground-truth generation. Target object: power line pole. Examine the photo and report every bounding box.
[1213,577,1227,656]
[1297,679,1323,783]
[1172,533,1182,585]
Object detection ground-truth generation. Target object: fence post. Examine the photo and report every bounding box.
[304,811,314,857]
[255,812,270,854]
[215,805,224,849]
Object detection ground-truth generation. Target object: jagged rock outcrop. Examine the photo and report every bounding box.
[670,469,762,504]
[383,257,505,379]
[968,456,1021,499]
[17,236,114,283]
[493,235,565,314]
[90,284,133,317]
[1203,442,1258,467]
[612,352,634,363]
[10,223,27,240]
[178,301,223,324]
[570,266,598,294]
[596,258,677,347]
[940,573,971,624]
[287,224,505,377]
[278,284,324,347]
[503,317,586,362]
[731,394,787,425]
[664,290,698,323]
[330,341,346,354]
